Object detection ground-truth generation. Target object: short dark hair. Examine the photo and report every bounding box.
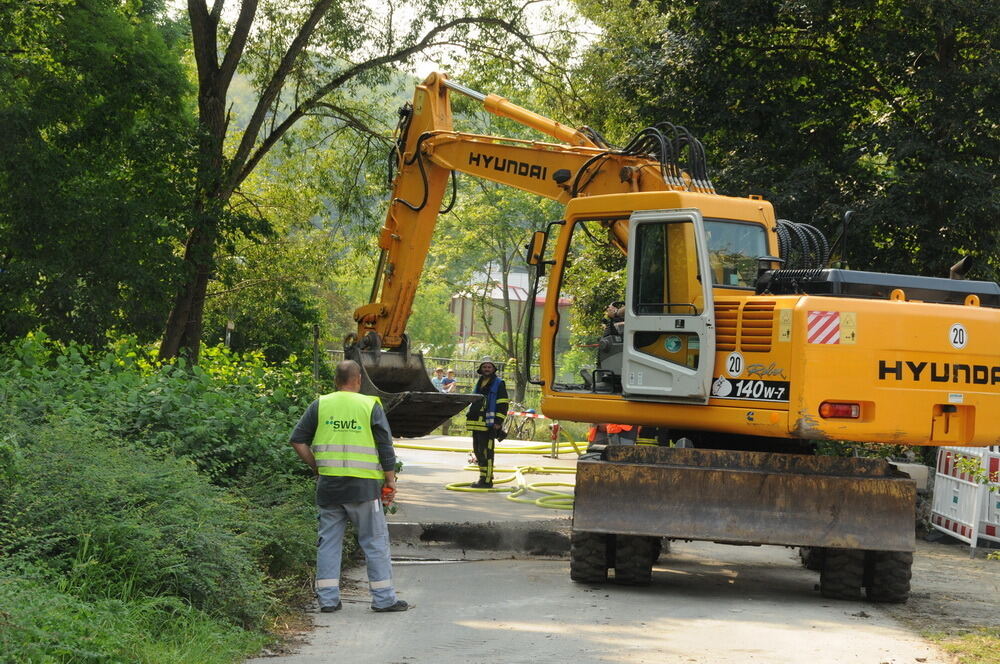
[335,360,362,387]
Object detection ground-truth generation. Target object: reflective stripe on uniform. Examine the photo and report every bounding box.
[369,578,392,590]
[316,458,382,470]
[313,443,382,455]
[466,416,488,431]
[316,578,339,588]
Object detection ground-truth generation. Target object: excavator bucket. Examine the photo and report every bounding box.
[345,346,481,437]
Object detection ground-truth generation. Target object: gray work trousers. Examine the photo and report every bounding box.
[316,499,397,609]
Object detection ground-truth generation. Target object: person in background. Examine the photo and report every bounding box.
[465,358,509,488]
[440,369,459,434]
[441,369,457,393]
[440,369,458,434]
[587,423,636,450]
[289,360,409,613]
[431,367,445,391]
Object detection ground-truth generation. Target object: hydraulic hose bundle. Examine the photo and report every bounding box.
[572,122,716,196]
[756,220,834,294]
[774,219,830,270]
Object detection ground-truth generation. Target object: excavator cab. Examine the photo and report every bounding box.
[546,200,722,405]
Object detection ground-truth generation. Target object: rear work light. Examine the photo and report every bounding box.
[819,401,861,419]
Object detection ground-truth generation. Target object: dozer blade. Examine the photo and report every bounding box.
[345,346,481,437]
[574,446,916,552]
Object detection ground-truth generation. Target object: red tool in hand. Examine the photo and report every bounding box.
[381,486,397,514]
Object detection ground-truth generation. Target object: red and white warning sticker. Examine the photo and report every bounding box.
[807,311,840,344]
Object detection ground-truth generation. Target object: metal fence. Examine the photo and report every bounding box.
[931,446,1000,556]
[326,350,541,402]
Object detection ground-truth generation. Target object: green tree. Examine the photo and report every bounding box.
[430,175,560,401]
[572,0,999,280]
[0,0,195,344]
[202,232,327,363]
[159,0,549,363]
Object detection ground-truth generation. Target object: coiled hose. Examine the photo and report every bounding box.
[394,428,585,510]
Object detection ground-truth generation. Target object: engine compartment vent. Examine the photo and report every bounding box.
[715,300,740,351]
[740,300,776,352]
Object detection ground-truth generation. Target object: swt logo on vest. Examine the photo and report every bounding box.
[324,418,364,431]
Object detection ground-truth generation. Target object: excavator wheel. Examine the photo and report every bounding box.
[651,537,666,563]
[819,548,864,600]
[865,551,912,603]
[613,535,656,586]
[799,546,825,572]
[570,531,610,583]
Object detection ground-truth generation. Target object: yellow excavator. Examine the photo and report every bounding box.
[349,72,1000,600]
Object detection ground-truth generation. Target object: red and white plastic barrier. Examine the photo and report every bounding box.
[931,446,1000,552]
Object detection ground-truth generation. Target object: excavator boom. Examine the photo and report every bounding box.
[349,73,701,436]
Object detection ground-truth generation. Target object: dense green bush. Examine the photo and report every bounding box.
[0,334,331,661]
[0,333,315,483]
[1,423,273,626]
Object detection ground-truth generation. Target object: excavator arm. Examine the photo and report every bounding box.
[354,72,691,350]
[347,72,713,436]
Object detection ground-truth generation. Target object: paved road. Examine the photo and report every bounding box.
[248,541,947,664]
[247,436,948,664]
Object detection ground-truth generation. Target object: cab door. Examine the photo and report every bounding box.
[621,209,716,402]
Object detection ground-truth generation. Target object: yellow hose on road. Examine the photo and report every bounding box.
[445,464,576,509]
[395,436,588,509]
[395,441,582,454]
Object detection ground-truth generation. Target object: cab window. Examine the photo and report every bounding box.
[705,220,767,288]
[632,220,703,315]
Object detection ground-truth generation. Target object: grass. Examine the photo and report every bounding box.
[926,627,1000,664]
[0,575,270,664]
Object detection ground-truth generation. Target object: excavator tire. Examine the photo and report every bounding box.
[651,537,665,563]
[570,531,610,583]
[799,546,825,572]
[865,551,912,603]
[820,548,864,600]
[613,535,656,586]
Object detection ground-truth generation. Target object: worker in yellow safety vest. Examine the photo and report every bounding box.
[290,360,409,613]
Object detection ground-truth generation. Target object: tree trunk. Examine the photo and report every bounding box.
[159,221,218,362]
[158,5,231,362]
[157,1,250,362]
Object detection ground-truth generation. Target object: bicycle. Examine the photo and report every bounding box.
[502,403,538,441]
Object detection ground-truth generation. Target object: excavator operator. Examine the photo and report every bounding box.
[602,301,626,338]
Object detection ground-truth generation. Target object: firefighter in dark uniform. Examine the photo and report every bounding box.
[465,358,509,488]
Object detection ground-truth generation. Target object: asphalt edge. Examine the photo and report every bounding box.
[389,520,571,556]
